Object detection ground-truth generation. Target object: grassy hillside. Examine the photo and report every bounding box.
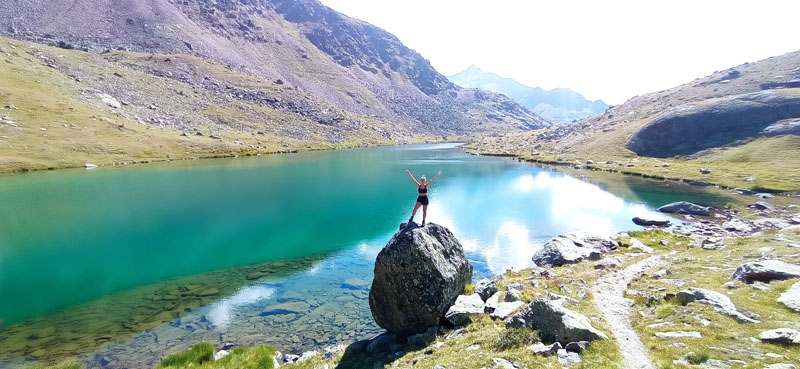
[0,36,429,173]
[467,50,800,192]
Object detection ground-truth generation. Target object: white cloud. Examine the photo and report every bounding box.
[319,0,800,104]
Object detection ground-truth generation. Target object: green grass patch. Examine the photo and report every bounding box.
[685,349,709,365]
[463,283,475,295]
[158,342,215,368]
[655,305,675,319]
[493,328,539,351]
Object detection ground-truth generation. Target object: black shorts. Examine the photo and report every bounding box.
[417,196,429,205]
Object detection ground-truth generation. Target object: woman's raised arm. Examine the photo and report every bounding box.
[427,171,442,185]
[405,170,420,186]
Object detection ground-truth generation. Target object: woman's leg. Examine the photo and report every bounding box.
[422,205,428,224]
[410,202,422,220]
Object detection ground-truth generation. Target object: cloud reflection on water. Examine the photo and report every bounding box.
[207,285,275,328]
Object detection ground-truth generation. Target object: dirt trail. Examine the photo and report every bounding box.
[592,255,665,369]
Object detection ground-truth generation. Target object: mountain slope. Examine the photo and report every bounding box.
[448,65,608,123]
[469,50,800,192]
[0,0,548,172]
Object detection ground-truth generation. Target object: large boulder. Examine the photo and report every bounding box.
[778,281,800,312]
[731,260,800,283]
[505,299,607,344]
[676,288,759,323]
[369,223,473,335]
[532,231,617,267]
[657,201,710,216]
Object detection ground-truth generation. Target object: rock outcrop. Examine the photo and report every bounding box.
[369,223,473,335]
[532,231,618,267]
[759,328,800,345]
[505,299,607,344]
[626,90,800,157]
[657,202,710,216]
[676,288,759,323]
[731,260,800,283]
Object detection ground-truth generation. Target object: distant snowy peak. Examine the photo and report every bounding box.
[448,66,608,123]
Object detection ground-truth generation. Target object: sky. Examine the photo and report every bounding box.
[318,0,800,104]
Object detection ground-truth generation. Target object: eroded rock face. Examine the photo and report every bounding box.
[505,299,607,344]
[731,260,800,283]
[369,223,472,335]
[531,231,617,267]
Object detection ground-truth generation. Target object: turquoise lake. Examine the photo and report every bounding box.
[0,144,736,368]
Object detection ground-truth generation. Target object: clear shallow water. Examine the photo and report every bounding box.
[0,144,736,368]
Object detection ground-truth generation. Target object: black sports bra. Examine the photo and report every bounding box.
[418,186,428,194]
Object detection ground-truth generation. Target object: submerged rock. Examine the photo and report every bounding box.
[778,281,800,312]
[731,260,800,283]
[505,299,607,344]
[676,288,759,323]
[369,223,472,335]
[532,231,617,267]
[658,201,710,216]
[632,216,671,227]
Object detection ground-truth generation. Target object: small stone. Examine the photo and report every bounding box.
[630,238,654,253]
[565,341,590,353]
[778,281,800,312]
[744,177,757,182]
[764,364,796,369]
[214,350,229,361]
[700,168,712,174]
[84,163,98,169]
[445,294,485,326]
[667,342,686,348]
[529,342,561,356]
[557,349,582,366]
[489,358,515,369]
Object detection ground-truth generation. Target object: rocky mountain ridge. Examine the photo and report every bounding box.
[0,0,548,138]
[448,65,608,123]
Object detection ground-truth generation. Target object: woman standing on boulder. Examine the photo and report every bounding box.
[405,169,441,226]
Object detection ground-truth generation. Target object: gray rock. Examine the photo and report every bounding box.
[489,358,515,369]
[529,342,561,356]
[722,219,753,233]
[433,366,446,369]
[778,281,800,312]
[505,299,607,344]
[407,326,438,346]
[369,223,473,335]
[445,328,468,340]
[490,301,524,319]
[532,231,617,267]
[655,331,702,339]
[758,328,800,344]
[732,188,757,195]
[474,277,500,301]
[506,283,524,291]
[764,364,796,369]
[485,291,503,312]
[213,350,229,361]
[690,180,710,186]
[632,216,671,227]
[658,201,710,216]
[594,256,622,269]
[444,294,485,326]
[757,193,773,199]
[744,177,757,182]
[97,93,122,109]
[557,349,582,366]
[676,288,759,323]
[504,289,522,302]
[749,202,773,211]
[700,168,712,174]
[630,238,655,253]
[546,290,578,305]
[731,260,800,283]
[565,341,590,353]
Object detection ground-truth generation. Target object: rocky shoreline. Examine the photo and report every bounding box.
[155,197,800,369]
